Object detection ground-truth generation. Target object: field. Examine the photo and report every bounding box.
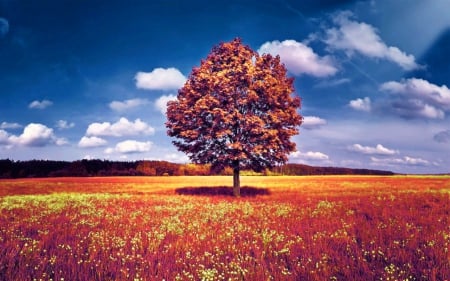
[0,176,449,281]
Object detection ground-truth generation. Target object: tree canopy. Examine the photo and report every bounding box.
[166,38,302,196]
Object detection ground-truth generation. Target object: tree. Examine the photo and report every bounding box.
[166,38,302,196]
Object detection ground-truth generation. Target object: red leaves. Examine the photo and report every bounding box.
[166,38,302,172]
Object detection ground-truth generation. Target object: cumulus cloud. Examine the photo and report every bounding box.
[55,138,69,146]
[0,18,9,38]
[109,98,150,112]
[0,122,22,129]
[348,143,398,155]
[163,153,190,163]
[28,100,53,109]
[112,140,153,154]
[433,130,450,143]
[56,120,75,130]
[380,78,450,119]
[155,94,177,115]
[258,40,338,77]
[290,150,330,161]
[78,136,107,148]
[135,68,186,90]
[86,117,155,137]
[324,11,420,70]
[371,156,430,166]
[103,147,114,154]
[349,97,371,112]
[7,123,66,147]
[0,130,9,144]
[389,101,444,119]
[302,116,327,130]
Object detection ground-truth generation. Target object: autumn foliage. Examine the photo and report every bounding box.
[166,38,302,195]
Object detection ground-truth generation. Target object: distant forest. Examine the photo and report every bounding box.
[0,159,394,178]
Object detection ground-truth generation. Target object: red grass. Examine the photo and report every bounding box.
[0,176,449,280]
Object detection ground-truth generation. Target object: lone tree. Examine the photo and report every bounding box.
[166,38,302,196]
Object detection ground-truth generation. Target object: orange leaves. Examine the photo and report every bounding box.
[166,38,302,172]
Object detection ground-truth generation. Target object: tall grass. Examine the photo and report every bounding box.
[0,176,448,280]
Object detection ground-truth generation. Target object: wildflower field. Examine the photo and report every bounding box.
[0,175,449,281]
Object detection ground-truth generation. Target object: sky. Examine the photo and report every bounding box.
[1,0,449,174]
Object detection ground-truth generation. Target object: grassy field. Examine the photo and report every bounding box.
[0,176,449,280]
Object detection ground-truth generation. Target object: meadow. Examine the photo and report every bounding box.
[0,175,448,281]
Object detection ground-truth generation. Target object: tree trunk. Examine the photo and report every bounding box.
[233,160,240,197]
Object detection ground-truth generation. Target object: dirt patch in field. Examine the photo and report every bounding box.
[175,186,270,197]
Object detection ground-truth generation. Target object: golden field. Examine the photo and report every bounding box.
[0,176,449,280]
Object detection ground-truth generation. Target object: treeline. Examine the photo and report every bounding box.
[272,163,395,176]
[0,159,394,179]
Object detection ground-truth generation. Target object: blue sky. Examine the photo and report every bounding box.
[1,0,449,174]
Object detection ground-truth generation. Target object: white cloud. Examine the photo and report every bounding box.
[381,79,450,106]
[349,97,371,112]
[380,78,450,119]
[290,150,330,161]
[391,100,444,119]
[28,100,53,109]
[55,138,69,146]
[371,156,430,166]
[56,120,75,130]
[258,40,338,77]
[163,152,190,163]
[0,130,9,144]
[324,11,420,70]
[7,123,65,147]
[416,104,445,119]
[104,147,114,154]
[0,122,22,129]
[348,143,398,155]
[302,116,327,130]
[86,117,155,137]
[109,98,150,112]
[78,136,107,148]
[155,94,177,115]
[114,140,153,154]
[135,67,186,90]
